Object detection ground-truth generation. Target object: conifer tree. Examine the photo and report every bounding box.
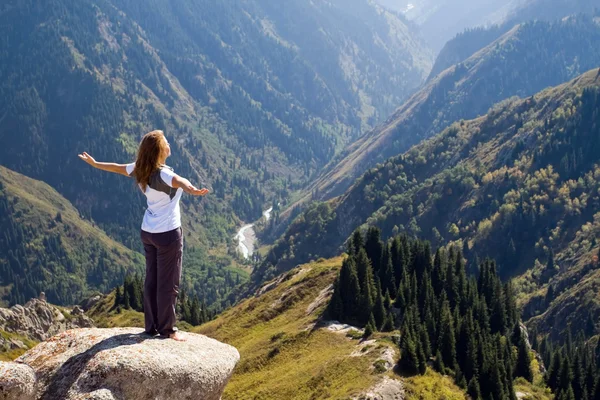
[365,227,383,274]
[516,330,533,382]
[373,280,386,330]
[357,249,375,323]
[114,285,122,309]
[328,280,344,320]
[438,296,457,370]
[400,329,420,375]
[350,230,364,257]
[467,377,482,400]
[434,349,445,373]
[391,236,406,284]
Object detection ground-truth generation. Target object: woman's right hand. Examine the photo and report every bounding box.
[190,187,210,196]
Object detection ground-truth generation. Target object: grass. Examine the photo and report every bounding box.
[402,369,466,400]
[0,330,38,362]
[194,256,386,399]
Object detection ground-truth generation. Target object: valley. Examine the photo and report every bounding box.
[3,0,600,398]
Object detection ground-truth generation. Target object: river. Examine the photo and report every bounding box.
[235,207,273,259]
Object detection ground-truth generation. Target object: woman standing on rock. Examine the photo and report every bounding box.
[78,130,209,341]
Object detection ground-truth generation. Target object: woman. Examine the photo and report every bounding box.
[78,130,209,341]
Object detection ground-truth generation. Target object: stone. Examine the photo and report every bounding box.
[0,298,94,342]
[16,327,240,400]
[0,361,36,400]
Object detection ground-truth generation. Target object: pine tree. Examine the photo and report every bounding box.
[437,296,457,370]
[350,230,364,256]
[382,311,394,331]
[190,297,202,326]
[339,257,361,323]
[467,377,482,400]
[114,285,122,308]
[364,321,374,339]
[400,329,420,375]
[373,280,386,330]
[328,280,344,320]
[547,351,562,391]
[365,227,383,274]
[123,282,131,309]
[515,331,533,382]
[434,349,445,373]
[357,249,375,324]
[391,236,406,285]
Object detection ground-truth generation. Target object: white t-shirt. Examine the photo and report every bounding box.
[126,163,183,233]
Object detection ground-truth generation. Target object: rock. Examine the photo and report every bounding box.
[71,306,84,316]
[79,295,102,312]
[354,377,405,400]
[306,284,334,315]
[0,361,36,400]
[16,327,240,400]
[0,298,94,342]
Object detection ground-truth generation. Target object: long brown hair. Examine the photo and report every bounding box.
[132,130,169,192]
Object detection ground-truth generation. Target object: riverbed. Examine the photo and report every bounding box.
[235,207,273,259]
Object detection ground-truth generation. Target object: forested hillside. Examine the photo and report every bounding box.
[0,0,431,306]
[429,0,600,81]
[305,15,600,203]
[260,69,600,340]
[0,165,142,306]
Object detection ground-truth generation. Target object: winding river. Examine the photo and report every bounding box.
[235,207,273,259]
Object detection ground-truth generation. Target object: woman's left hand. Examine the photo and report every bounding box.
[78,152,97,167]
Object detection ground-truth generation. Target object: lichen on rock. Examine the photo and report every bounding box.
[1,327,239,400]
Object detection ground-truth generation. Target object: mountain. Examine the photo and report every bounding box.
[0,0,432,306]
[0,165,142,306]
[430,1,600,80]
[508,0,600,22]
[375,0,516,52]
[261,68,600,340]
[303,15,600,205]
[194,257,469,400]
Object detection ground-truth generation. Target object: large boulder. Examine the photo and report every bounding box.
[0,361,36,400]
[6,327,239,400]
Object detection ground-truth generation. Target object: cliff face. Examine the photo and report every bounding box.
[0,297,94,353]
[0,327,240,400]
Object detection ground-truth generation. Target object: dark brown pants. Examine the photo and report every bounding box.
[140,227,183,336]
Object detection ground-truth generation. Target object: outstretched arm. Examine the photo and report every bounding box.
[78,152,130,176]
[172,174,210,196]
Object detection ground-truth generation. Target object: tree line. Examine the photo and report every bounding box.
[328,227,554,399]
[112,274,216,326]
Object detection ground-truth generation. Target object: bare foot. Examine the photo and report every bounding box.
[169,332,187,342]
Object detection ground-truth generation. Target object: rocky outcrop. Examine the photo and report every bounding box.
[1,327,240,400]
[353,377,405,400]
[0,298,94,349]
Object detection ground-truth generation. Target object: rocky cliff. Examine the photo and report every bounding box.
[0,297,94,353]
[0,327,240,400]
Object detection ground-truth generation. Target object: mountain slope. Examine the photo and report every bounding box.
[305,16,600,204]
[0,0,432,307]
[0,165,142,306]
[261,68,600,339]
[194,257,466,400]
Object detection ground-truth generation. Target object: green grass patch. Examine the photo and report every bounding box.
[403,369,466,399]
[195,257,386,399]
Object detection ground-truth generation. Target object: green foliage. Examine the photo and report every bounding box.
[0,166,142,306]
[328,230,526,397]
[269,68,600,341]
[112,274,215,326]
